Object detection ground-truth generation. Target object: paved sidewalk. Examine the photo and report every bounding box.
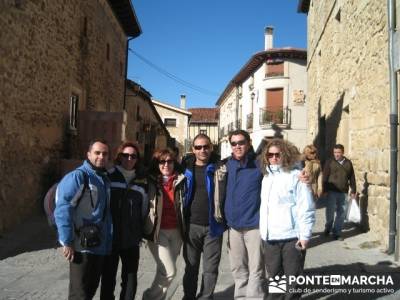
[1,201,400,299]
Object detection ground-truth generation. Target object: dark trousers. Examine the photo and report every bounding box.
[264,239,306,300]
[100,246,140,300]
[69,252,105,300]
[183,223,223,300]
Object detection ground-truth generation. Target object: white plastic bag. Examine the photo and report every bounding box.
[346,198,361,223]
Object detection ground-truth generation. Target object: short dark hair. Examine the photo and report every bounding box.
[192,133,211,146]
[88,138,109,151]
[228,129,250,143]
[333,144,344,151]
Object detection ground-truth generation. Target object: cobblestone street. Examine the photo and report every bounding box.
[1,199,400,299]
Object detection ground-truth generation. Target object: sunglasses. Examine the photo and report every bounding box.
[120,153,137,159]
[193,145,210,150]
[159,159,174,165]
[267,152,281,158]
[230,140,247,147]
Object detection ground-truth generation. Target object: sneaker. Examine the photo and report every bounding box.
[333,234,344,241]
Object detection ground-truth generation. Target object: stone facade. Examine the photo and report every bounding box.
[125,81,170,163]
[302,0,391,245]
[0,0,139,232]
[152,100,191,157]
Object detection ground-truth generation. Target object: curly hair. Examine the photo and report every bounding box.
[149,148,181,176]
[260,138,300,175]
[302,144,320,162]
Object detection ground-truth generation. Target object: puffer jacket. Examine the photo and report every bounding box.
[54,160,112,255]
[108,166,148,250]
[144,173,186,243]
[223,150,263,230]
[183,154,226,238]
[259,165,315,242]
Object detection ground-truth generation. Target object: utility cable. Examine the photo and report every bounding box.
[129,49,219,96]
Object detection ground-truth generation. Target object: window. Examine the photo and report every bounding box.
[164,118,177,127]
[266,88,283,109]
[69,94,79,130]
[266,61,284,77]
[136,106,141,121]
[83,17,87,37]
[106,43,110,61]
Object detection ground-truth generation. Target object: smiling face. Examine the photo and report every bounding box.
[158,155,174,176]
[192,137,212,166]
[87,142,109,168]
[267,145,282,165]
[119,146,138,170]
[230,134,250,161]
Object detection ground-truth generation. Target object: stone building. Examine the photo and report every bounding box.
[125,80,172,163]
[0,0,141,232]
[188,108,219,146]
[298,0,400,251]
[152,97,192,157]
[216,27,307,158]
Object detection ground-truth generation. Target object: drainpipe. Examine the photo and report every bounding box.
[123,37,135,110]
[387,0,398,256]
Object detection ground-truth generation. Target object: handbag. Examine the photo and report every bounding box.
[74,171,107,249]
[79,224,101,248]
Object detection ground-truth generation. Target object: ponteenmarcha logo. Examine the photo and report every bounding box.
[268,275,287,293]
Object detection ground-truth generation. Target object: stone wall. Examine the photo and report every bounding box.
[306,0,390,245]
[0,0,128,232]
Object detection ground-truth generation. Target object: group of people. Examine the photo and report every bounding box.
[54,129,356,300]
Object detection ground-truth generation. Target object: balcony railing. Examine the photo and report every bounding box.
[246,113,253,130]
[259,107,290,126]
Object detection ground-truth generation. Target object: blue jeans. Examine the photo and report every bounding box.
[325,191,348,236]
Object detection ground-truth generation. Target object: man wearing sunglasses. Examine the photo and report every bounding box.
[223,129,265,299]
[182,133,226,300]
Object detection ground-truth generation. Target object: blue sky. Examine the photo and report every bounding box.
[127,0,307,109]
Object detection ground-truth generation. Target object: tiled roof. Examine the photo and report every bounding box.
[215,48,306,105]
[188,108,219,123]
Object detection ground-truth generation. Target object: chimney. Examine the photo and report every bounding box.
[264,26,274,50]
[180,94,186,109]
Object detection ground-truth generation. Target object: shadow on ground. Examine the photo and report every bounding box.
[214,285,234,299]
[0,214,57,260]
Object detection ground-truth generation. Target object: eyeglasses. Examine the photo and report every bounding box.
[230,140,246,147]
[193,145,210,150]
[120,153,137,159]
[159,159,174,165]
[267,152,281,159]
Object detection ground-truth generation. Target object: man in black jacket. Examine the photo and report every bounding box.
[323,144,356,241]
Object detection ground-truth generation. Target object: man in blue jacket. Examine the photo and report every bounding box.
[224,130,265,299]
[182,133,226,300]
[55,139,112,300]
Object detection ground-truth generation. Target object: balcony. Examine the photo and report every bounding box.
[246,113,253,130]
[259,107,290,127]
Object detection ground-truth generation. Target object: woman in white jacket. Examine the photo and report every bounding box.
[259,139,315,299]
